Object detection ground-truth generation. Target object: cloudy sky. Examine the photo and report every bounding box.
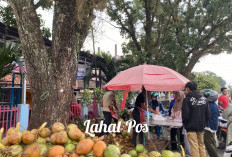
[2,2,232,84]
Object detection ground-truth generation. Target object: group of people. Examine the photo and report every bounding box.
[101,81,232,157]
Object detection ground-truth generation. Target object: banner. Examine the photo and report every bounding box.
[77,64,87,80]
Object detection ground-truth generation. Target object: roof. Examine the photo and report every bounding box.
[0,73,30,86]
[0,22,105,63]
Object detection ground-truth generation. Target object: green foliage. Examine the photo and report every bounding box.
[80,89,93,107]
[115,91,124,106]
[193,71,224,91]
[0,5,52,38]
[84,52,125,85]
[0,43,21,79]
[107,0,232,76]
[93,87,105,103]
[0,5,16,26]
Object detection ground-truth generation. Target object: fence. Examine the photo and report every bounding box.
[0,101,99,134]
[0,105,19,135]
[69,100,99,121]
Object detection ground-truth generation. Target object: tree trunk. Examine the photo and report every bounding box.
[181,52,203,78]
[8,0,79,128]
[144,0,153,62]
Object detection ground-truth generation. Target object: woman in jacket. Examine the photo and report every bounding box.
[170,91,185,150]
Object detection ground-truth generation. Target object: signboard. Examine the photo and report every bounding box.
[77,64,87,79]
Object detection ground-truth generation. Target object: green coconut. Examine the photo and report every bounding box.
[38,144,48,156]
[65,143,76,151]
[142,149,148,154]
[161,150,174,157]
[121,154,131,157]
[128,150,137,157]
[148,151,161,157]
[36,137,47,144]
[86,151,94,157]
[10,145,23,156]
[135,144,144,153]
[138,153,149,157]
[104,145,121,157]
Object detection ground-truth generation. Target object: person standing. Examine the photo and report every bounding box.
[182,81,210,157]
[218,87,229,109]
[102,90,118,129]
[149,92,165,138]
[169,94,175,116]
[131,88,156,145]
[170,91,185,150]
[203,90,220,157]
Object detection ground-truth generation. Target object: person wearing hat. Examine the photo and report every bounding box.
[149,91,165,138]
[203,89,220,157]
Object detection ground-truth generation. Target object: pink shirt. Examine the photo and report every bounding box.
[171,108,182,121]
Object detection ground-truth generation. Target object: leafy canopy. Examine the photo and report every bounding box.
[107,0,232,77]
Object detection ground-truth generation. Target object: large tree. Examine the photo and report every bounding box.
[107,0,232,77]
[5,0,107,128]
[193,71,226,91]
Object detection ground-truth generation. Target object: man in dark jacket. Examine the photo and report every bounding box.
[182,81,210,157]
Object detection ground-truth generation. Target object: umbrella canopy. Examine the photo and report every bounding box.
[103,64,190,110]
[103,64,189,91]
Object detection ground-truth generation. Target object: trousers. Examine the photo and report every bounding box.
[187,132,207,157]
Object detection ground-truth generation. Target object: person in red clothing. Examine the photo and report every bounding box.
[218,87,229,109]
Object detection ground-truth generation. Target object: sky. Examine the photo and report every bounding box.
[2,2,232,85]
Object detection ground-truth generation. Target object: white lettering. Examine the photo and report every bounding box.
[126,119,136,132]
[108,123,117,133]
[116,121,121,133]
[84,120,95,137]
[84,120,150,135]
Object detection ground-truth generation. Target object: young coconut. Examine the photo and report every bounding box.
[10,144,23,156]
[0,128,6,149]
[22,130,35,145]
[22,143,41,157]
[8,131,22,145]
[68,127,82,141]
[47,145,65,157]
[76,139,94,155]
[50,133,57,145]
[36,137,47,144]
[93,141,107,157]
[39,128,51,138]
[55,131,68,145]
[1,136,10,146]
[65,143,76,151]
[67,124,78,132]
[6,127,17,136]
[38,144,48,156]
[52,122,65,133]
[69,152,79,157]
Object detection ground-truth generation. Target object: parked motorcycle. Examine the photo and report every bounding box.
[217,116,227,149]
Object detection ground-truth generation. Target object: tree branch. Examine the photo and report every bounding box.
[182,35,223,77]
[187,16,231,57]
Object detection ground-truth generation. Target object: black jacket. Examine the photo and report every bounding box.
[182,91,210,132]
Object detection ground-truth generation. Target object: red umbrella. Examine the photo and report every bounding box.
[103,64,189,110]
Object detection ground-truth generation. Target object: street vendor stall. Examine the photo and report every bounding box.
[103,64,189,152]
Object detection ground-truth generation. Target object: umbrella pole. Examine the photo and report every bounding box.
[146,90,150,143]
